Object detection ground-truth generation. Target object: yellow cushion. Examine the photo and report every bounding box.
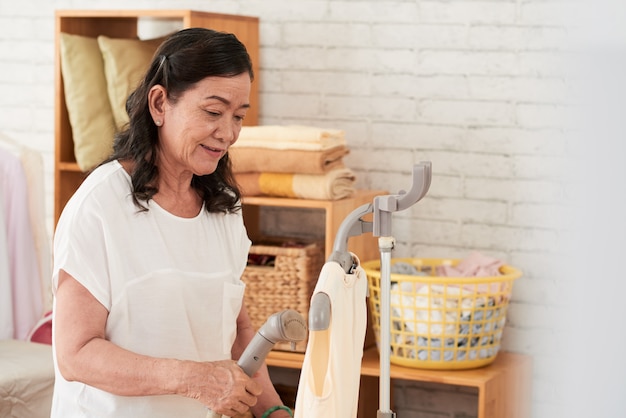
[59,33,116,172]
[97,36,165,129]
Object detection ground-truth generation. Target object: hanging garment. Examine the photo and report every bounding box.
[19,148,52,311]
[295,255,368,418]
[0,132,52,311]
[0,195,13,340]
[0,147,43,340]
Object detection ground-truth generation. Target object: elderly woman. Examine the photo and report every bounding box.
[52,28,292,418]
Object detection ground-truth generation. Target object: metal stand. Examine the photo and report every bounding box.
[321,162,432,417]
[376,236,395,418]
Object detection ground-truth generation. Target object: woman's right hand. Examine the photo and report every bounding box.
[182,359,262,417]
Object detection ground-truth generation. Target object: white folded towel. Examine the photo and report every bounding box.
[234,125,346,151]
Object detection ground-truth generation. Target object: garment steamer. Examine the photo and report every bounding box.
[308,162,432,418]
[206,309,307,418]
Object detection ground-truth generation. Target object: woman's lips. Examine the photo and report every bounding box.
[200,144,224,157]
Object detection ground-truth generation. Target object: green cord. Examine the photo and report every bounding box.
[260,405,293,418]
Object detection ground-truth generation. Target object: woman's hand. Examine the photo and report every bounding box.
[182,359,262,416]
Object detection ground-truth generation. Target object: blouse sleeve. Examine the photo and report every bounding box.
[228,208,251,280]
[52,195,112,311]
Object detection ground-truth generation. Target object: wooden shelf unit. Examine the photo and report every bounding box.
[267,348,532,418]
[242,189,385,262]
[53,9,260,224]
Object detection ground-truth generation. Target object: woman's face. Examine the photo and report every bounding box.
[156,73,251,177]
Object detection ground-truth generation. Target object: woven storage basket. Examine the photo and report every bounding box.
[363,258,522,370]
[242,240,324,352]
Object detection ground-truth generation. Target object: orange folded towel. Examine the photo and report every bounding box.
[236,168,356,200]
[229,146,349,174]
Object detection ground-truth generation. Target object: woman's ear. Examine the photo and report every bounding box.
[148,85,167,126]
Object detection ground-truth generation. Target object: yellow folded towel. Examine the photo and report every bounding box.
[234,125,346,151]
[236,168,356,200]
[229,146,349,174]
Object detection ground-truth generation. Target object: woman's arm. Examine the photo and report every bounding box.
[54,269,261,417]
[232,305,293,418]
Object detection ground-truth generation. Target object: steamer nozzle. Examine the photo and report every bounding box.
[206,309,306,418]
[238,309,307,376]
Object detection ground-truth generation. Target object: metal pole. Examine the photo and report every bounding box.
[365,163,431,418]
[377,236,396,418]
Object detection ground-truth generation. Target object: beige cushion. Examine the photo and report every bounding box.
[59,33,116,172]
[97,36,165,129]
[0,339,54,418]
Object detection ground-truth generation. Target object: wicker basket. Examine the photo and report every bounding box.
[242,240,324,352]
[363,258,522,370]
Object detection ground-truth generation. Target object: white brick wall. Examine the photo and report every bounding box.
[4,1,623,417]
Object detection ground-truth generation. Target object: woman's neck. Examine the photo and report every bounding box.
[154,174,203,218]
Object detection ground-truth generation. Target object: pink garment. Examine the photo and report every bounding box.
[0,147,43,340]
[436,252,504,277]
[436,252,506,295]
[0,198,12,339]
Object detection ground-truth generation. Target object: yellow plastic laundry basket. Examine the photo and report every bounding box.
[363,258,522,370]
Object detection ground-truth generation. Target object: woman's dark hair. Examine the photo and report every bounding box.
[104,28,254,213]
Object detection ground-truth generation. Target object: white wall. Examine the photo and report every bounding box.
[2,1,622,417]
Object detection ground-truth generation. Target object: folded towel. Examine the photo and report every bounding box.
[234,125,346,151]
[236,168,356,200]
[230,146,349,174]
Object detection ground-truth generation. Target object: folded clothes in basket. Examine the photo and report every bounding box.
[392,252,506,294]
[436,251,503,278]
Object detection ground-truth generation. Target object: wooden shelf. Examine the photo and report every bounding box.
[57,162,81,172]
[266,349,305,369]
[267,347,532,418]
[242,189,385,262]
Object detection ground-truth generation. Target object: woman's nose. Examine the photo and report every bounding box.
[216,118,236,144]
